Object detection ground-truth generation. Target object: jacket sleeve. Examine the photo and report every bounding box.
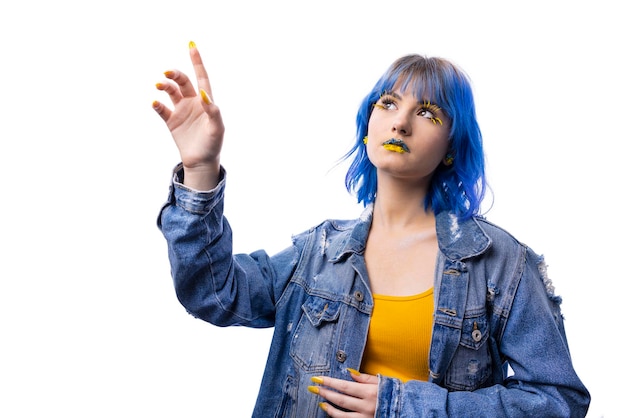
[156,164,300,328]
[375,249,590,417]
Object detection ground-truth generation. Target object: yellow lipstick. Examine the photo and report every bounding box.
[382,138,410,153]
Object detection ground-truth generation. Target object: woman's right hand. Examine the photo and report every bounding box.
[153,42,224,191]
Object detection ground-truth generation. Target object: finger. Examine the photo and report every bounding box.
[189,41,214,102]
[314,375,362,397]
[311,378,361,410]
[152,100,172,122]
[318,402,353,418]
[315,387,359,413]
[348,370,379,385]
[164,69,197,98]
[156,80,184,105]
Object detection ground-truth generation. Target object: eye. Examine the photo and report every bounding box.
[418,101,444,125]
[374,94,397,111]
[418,108,435,119]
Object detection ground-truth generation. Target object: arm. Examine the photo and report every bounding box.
[154,44,299,327]
[157,165,299,327]
[312,251,590,417]
[373,250,590,417]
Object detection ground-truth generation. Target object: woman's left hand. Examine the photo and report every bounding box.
[309,370,379,417]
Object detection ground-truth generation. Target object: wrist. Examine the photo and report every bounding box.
[182,161,221,191]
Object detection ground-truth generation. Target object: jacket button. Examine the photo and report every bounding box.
[354,291,364,302]
[471,322,482,342]
[336,350,347,363]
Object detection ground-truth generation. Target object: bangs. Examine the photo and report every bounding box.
[376,57,450,115]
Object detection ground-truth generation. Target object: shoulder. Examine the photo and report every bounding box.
[292,206,372,244]
[473,216,549,287]
[290,212,370,262]
[473,216,543,262]
[292,218,360,238]
[474,216,544,267]
[291,217,362,249]
[473,216,526,249]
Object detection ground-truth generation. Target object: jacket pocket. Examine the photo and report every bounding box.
[290,295,341,372]
[445,312,492,391]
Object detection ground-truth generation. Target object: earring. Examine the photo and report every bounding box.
[363,136,368,145]
[443,153,454,166]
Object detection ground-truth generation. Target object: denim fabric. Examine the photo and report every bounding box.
[158,165,590,417]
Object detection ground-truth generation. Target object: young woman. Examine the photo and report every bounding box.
[154,42,590,417]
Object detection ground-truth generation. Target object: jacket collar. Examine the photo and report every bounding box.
[435,211,491,260]
[328,205,372,263]
[329,205,491,262]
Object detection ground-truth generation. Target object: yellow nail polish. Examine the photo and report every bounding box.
[200,89,211,105]
[347,368,361,376]
[318,402,328,412]
[189,40,196,49]
[155,82,163,89]
[310,376,324,384]
[152,100,159,108]
[164,70,175,78]
[307,385,320,395]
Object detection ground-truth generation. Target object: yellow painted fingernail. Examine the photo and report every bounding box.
[155,82,163,89]
[200,89,211,105]
[310,376,324,384]
[318,402,328,412]
[189,40,196,49]
[152,100,159,108]
[307,385,320,394]
[347,368,361,376]
[164,70,175,78]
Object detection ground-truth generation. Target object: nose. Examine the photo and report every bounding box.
[392,111,412,136]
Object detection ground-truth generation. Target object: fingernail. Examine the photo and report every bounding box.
[200,89,212,105]
[155,82,164,89]
[189,40,196,49]
[164,70,175,78]
[307,385,320,395]
[318,402,328,412]
[347,368,361,376]
[310,376,324,384]
[152,100,160,109]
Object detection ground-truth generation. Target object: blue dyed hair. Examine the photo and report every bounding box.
[343,54,486,220]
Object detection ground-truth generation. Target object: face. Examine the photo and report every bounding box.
[366,87,451,184]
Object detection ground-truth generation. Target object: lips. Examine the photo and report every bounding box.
[382,138,410,153]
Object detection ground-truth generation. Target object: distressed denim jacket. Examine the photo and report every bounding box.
[158,165,590,417]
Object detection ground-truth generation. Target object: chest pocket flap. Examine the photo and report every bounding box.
[302,296,341,327]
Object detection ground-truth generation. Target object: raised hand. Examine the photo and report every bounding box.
[153,42,224,190]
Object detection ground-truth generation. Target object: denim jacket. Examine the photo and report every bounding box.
[157,165,590,417]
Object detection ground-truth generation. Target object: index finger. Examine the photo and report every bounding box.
[313,375,360,396]
[189,41,214,101]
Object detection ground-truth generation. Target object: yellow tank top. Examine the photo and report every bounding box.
[360,288,434,382]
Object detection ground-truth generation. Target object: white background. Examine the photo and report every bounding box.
[1,1,623,416]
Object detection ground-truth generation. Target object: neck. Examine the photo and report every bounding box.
[372,175,435,232]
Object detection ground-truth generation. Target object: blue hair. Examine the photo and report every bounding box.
[343,54,486,220]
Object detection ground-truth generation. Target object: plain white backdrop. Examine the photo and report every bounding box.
[1,1,623,416]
